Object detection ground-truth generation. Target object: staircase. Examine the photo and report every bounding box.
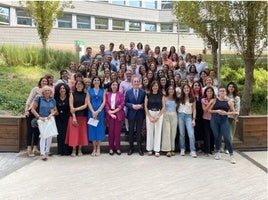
[50,127,144,154]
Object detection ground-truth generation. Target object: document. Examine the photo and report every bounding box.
[87,118,99,127]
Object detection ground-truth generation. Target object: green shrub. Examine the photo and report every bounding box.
[0,45,78,70]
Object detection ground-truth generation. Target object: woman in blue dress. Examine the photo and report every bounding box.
[88,76,106,156]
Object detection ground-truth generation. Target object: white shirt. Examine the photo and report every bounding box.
[111,93,116,109]
[178,100,193,114]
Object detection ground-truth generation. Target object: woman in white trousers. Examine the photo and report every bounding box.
[144,80,165,157]
[31,86,57,161]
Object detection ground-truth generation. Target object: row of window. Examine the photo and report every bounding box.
[100,0,173,10]
[59,14,176,32]
[0,6,188,32]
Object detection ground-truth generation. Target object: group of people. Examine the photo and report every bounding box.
[24,42,240,164]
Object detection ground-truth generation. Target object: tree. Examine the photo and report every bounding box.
[224,1,267,115]
[173,2,228,68]
[174,1,267,115]
[20,1,74,49]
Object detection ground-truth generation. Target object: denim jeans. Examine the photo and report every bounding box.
[178,112,196,152]
[210,114,233,154]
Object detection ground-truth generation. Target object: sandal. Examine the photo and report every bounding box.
[166,152,172,157]
[96,148,101,156]
[91,151,96,157]
[78,151,83,156]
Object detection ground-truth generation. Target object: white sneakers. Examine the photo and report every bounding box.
[215,152,236,164]
[190,151,197,158]
[180,150,197,158]
[230,155,236,164]
[215,152,221,160]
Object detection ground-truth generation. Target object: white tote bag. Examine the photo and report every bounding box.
[37,116,58,139]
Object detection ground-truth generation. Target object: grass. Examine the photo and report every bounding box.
[0,65,58,115]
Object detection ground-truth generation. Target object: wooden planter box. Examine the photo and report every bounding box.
[0,115,266,152]
[0,116,23,152]
[236,115,267,148]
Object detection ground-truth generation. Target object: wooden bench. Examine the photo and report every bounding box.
[0,116,23,152]
[236,115,267,148]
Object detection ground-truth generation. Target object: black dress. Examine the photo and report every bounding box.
[55,96,72,155]
[194,96,204,141]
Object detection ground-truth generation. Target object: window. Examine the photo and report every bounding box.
[144,1,156,9]
[129,21,141,31]
[112,0,125,5]
[145,23,156,32]
[0,6,9,25]
[176,23,189,32]
[77,15,90,29]
[161,23,173,32]
[161,0,173,9]
[113,19,125,30]
[129,1,141,7]
[58,14,72,28]
[16,9,32,26]
[95,17,108,30]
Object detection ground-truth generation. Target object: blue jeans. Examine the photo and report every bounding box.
[178,112,196,152]
[210,114,233,154]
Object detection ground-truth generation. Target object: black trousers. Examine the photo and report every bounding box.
[26,111,40,146]
[128,117,143,149]
[203,119,214,153]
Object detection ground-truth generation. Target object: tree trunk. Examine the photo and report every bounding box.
[240,2,257,116]
[240,59,254,115]
[210,39,218,69]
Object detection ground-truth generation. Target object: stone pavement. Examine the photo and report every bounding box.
[0,150,267,200]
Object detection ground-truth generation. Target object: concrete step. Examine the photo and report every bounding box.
[50,141,131,154]
[52,133,128,143]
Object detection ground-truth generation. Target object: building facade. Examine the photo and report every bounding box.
[0,0,230,53]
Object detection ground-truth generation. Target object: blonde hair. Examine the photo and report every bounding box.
[41,85,53,96]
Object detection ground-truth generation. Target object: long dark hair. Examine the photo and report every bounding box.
[166,86,177,100]
[37,76,48,88]
[203,86,216,99]
[54,83,70,100]
[227,81,239,97]
[177,84,195,105]
[91,76,103,89]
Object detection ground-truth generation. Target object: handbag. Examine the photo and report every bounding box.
[37,116,58,138]
[31,118,38,128]
[31,96,41,128]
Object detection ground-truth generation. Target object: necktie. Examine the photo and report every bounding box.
[135,89,138,100]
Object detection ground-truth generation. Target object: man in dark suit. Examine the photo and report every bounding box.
[125,76,146,156]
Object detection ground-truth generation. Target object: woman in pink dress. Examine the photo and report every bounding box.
[105,81,125,155]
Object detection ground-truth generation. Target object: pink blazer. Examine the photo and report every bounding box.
[105,91,125,121]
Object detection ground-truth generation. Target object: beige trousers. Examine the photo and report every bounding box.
[161,111,178,151]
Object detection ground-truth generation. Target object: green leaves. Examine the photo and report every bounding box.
[20,1,74,49]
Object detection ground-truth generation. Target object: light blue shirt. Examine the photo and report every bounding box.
[35,96,56,117]
[165,99,177,112]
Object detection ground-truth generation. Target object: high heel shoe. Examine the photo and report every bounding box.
[116,150,121,155]
[109,150,114,155]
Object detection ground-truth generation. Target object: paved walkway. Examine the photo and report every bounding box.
[0,150,267,200]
